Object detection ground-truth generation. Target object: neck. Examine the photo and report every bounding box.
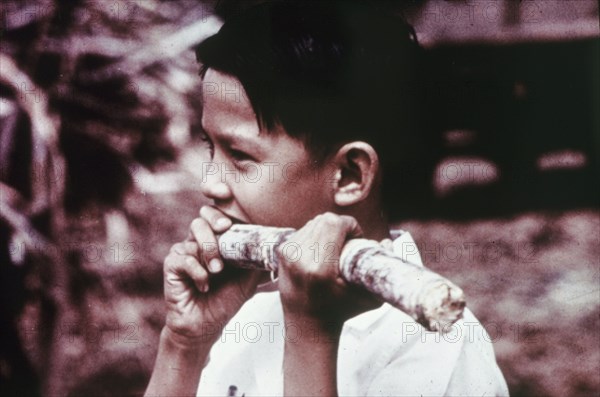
[347,201,391,242]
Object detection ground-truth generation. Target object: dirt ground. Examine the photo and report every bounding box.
[17,186,600,397]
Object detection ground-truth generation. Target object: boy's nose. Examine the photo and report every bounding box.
[200,166,233,202]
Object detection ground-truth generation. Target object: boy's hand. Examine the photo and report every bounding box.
[163,206,264,345]
[276,212,380,332]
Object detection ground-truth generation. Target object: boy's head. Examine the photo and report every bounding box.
[195,1,429,224]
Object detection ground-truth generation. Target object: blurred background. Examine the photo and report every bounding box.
[0,1,598,396]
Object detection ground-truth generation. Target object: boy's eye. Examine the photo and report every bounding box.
[199,133,215,158]
[229,148,253,162]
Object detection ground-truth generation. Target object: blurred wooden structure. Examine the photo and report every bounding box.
[0,1,598,396]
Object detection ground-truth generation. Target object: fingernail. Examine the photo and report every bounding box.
[209,258,223,273]
[201,284,209,293]
[216,218,231,229]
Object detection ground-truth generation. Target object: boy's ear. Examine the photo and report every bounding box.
[331,141,380,207]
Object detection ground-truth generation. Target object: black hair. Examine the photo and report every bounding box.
[195,0,433,215]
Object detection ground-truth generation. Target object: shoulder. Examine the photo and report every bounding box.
[340,305,509,396]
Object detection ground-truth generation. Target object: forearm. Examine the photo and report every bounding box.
[283,318,342,396]
[145,327,214,397]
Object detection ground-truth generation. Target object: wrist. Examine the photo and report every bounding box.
[283,313,344,345]
[146,326,211,396]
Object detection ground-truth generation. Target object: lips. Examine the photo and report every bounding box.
[216,208,247,225]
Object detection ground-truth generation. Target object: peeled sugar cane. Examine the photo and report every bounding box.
[217,224,466,332]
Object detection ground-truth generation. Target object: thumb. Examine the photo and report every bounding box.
[339,215,364,240]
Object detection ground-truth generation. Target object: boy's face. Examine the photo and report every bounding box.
[199,69,336,228]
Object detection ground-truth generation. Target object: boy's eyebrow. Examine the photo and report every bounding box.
[221,132,264,152]
[203,123,264,151]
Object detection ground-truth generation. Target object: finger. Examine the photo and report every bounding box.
[314,213,362,271]
[182,255,210,292]
[171,241,199,256]
[338,215,364,239]
[189,218,223,273]
[199,205,232,233]
[315,213,363,244]
[164,250,210,292]
[334,216,364,283]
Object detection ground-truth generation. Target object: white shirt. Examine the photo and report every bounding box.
[197,231,509,396]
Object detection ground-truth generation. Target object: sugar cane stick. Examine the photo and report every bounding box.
[217,224,466,332]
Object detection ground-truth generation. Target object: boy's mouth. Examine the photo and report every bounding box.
[217,209,247,225]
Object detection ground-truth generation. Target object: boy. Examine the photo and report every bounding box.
[146,2,509,396]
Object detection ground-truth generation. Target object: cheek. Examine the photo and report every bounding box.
[279,162,305,183]
[232,165,330,227]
